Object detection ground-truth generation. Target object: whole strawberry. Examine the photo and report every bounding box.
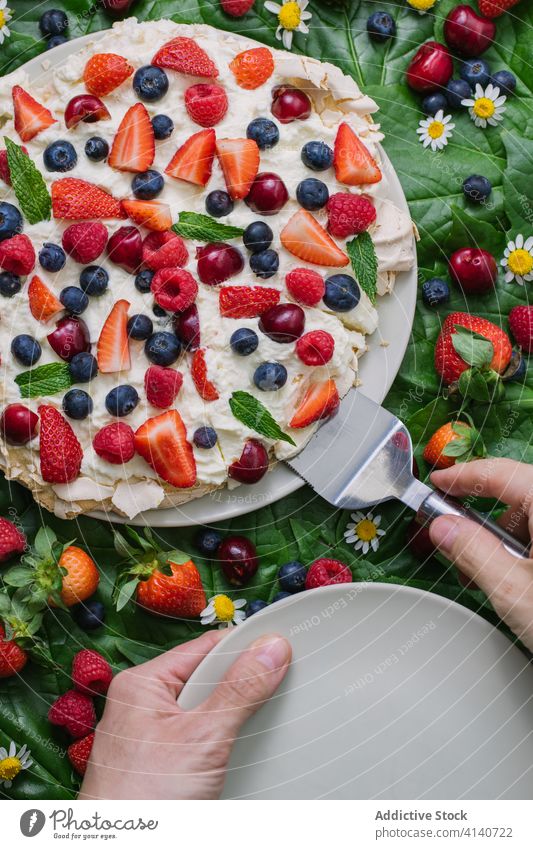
[508,305,533,354]
[68,732,95,776]
[72,649,113,696]
[48,689,96,738]
[0,518,26,563]
[305,558,352,589]
[423,420,485,469]
[478,0,520,17]
[221,0,255,17]
[0,624,28,678]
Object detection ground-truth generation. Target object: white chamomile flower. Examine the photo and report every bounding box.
[0,0,12,45]
[501,234,533,285]
[462,83,506,129]
[201,594,246,628]
[416,109,455,151]
[264,0,312,50]
[0,741,33,789]
[344,511,386,554]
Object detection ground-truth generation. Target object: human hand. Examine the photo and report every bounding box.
[429,458,533,651]
[79,630,291,800]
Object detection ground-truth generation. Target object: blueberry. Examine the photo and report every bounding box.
[422,277,450,308]
[132,169,164,200]
[301,140,333,171]
[491,69,516,96]
[272,591,291,602]
[152,114,174,139]
[62,388,93,420]
[105,385,140,417]
[153,304,168,318]
[127,313,153,340]
[47,34,68,49]
[11,335,41,366]
[72,599,105,631]
[69,352,98,383]
[60,286,89,315]
[278,560,306,593]
[0,202,23,242]
[246,599,268,616]
[243,221,273,253]
[446,79,471,109]
[460,58,490,89]
[367,11,396,42]
[254,362,287,391]
[194,528,222,556]
[324,274,360,312]
[0,272,21,297]
[230,327,259,356]
[421,92,448,116]
[250,249,279,279]
[43,140,77,173]
[246,117,280,150]
[84,136,109,162]
[462,174,492,204]
[193,426,218,449]
[135,269,154,294]
[39,242,66,272]
[205,190,234,218]
[133,65,169,102]
[502,353,526,383]
[39,9,68,37]
[296,178,329,211]
[145,331,181,365]
[79,265,109,296]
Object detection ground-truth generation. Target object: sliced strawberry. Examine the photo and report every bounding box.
[108,104,155,173]
[280,210,349,267]
[334,123,382,186]
[152,36,218,78]
[191,349,219,401]
[135,410,197,488]
[52,179,123,220]
[216,138,260,200]
[12,85,56,142]
[289,380,340,428]
[165,129,216,187]
[121,200,172,232]
[39,404,83,484]
[97,299,131,374]
[0,146,28,186]
[28,275,63,322]
[83,53,134,97]
[219,286,280,319]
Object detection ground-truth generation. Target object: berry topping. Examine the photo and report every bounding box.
[62,221,108,264]
[108,103,155,173]
[289,379,339,428]
[0,234,35,276]
[165,128,216,187]
[84,53,134,97]
[422,277,450,307]
[253,361,287,391]
[271,87,312,123]
[196,241,244,285]
[43,140,77,173]
[131,169,164,200]
[11,334,41,366]
[323,273,360,312]
[230,47,274,90]
[216,137,260,200]
[259,303,305,343]
[84,136,109,162]
[135,269,154,294]
[296,177,329,211]
[79,265,109,297]
[333,122,382,186]
[63,388,93,420]
[145,331,182,366]
[39,404,83,483]
[246,117,280,151]
[219,285,280,318]
[133,65,169,102]
[69,352,98,383]
[205,190,234,218]
[144,364,183,408]
[93,421,135,464]
[0,202,22,243]
[151,268,198,312]
[64,94,111,129]
[367,10,396,42]
[12,85,56,141]
[152,36,218,78]
[278,560,306,593]
[250,249,279,279]
[0,404,39,446]
[121,199,172,232]
[185,83,228,127]
[72,648,113,696]
[191,348,219,401]
[326,192,376,238]
[296,330,335,366]
[28,274,63,322]
[60,286,89,316]
[305,558,352,589]
[509,306,533,353]
[97,300,131,374]
[107,226,143,272]
[0,271,20,297]
[193,426,218,449]
[47,316,90,361]
[285,267,325,306]
[134,410,197,488]
[175,303,201,351]
[281,210,348,267]
[449,247,498,294]
[228,439,269,485]
[105,384,139,417]
[152,114,174,139]
[243,221,273,253]
[301,140,333,171]
[39,242,66,272]
[246,171,289,216]
[142,230,188,271]
[127,314,153,341]
[218,534,258,586]
[52,178,123,220]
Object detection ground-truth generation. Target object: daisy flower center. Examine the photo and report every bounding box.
[473,97,495,120]
[408,0,436,9]
[0,756,22,781]
[0,10,6,26]
[356,519,378,542]
[213,594,235,622]
[427,120,445,139]
[507,248,533,276]
[278,2,302,30]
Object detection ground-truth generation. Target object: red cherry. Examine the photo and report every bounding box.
[271,87,312,123]
[47,317,90,362]
[0,404,38,445]
[101,0,134,16]
[443,5,495,58]
[64,95,111,129]
[449,248,497,294]
[406,41,453,93]
[245,172,289,216]
[196,242,244,285]
[259,303,305,343]
[107,226,143,272]
[406,518,436,561]
[175,304,200,351]
[228,439,269,485]
[218,535,259,587]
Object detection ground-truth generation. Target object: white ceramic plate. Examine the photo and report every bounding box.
[22,34,417,528]
[179,584,533,800]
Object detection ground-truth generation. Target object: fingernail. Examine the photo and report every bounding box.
[252,634,290,672]
[429,515,460,555]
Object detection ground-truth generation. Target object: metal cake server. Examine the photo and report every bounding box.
[286,390,529,560]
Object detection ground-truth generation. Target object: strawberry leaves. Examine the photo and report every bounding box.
[442,420,486,462]
[450,327,505,403]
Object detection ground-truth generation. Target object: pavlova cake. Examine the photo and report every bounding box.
[0,18,415,520]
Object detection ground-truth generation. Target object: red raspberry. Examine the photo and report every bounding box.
[67,732,95,776]
[508,305,533,354]
[326,193,376,238]
[0,234,35,276]
[184,83,228,127]
[296,330,335,366]
[62,222,108,264]
[221,0,255,16]
[285,268,325,307]
[0,517,26,562]
[72,648,113,696]
[144,365,184,408]
[305,558,352,589]
[142,230,188,271]
[0,145,28,186]
[48,689,96,738]
[93,422,135,464]
[151,268,198,312]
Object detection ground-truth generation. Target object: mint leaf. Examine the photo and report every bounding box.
[4,137,51,225]
[172,212,244,242]
[452,327,494,368]
[15,362,73,399]
[346,232,378,304]
[229,391,296,446]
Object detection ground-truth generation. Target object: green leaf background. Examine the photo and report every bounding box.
[1,0,532,799]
